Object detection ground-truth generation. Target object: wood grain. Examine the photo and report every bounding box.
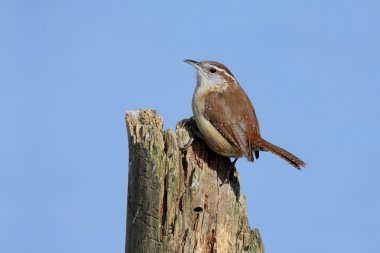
[125,109,264,253]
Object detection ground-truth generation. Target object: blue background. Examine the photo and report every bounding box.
[1,1,379,252]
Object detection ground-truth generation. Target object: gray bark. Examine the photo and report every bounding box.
[125,109,264,253]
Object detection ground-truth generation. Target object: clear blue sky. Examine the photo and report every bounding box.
[1,1,379,252]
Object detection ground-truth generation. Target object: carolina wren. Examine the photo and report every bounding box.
[184,59,306,170]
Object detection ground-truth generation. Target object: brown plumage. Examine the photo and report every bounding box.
[185,59,307,170]
[204,83,260,161]
[253,137,306,170]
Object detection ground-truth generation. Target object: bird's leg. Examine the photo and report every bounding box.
[179,117,204,151]
[221,158,239,185]
[179,137,194,151]
[230,157,238,167]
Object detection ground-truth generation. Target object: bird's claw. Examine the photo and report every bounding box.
[220,158,238,186]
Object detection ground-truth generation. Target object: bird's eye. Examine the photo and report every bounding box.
[209,67,216,73]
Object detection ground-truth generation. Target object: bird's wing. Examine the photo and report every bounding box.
[204,84,260,161]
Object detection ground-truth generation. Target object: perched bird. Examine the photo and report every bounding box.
[184,59,306,171]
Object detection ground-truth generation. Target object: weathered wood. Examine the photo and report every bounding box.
[125,109,264,253]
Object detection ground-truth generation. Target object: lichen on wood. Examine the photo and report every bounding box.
[125,109,264,253]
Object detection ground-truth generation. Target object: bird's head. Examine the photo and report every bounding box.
[184,59,238,88]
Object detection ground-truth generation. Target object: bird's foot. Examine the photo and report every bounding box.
[220,158,238,186]
[179,117,205,151]
[179,137,194,151]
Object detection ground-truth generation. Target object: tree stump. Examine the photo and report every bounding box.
[125,109,264,253]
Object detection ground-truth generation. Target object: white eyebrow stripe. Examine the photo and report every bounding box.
[210,65,237,83]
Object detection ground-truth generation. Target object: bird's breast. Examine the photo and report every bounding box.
[192,87,241,158]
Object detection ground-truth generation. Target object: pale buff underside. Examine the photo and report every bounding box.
[192,85,242,158]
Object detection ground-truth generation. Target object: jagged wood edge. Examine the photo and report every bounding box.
[125,109,264,253]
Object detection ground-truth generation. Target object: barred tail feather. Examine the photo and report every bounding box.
[255,137,307,170]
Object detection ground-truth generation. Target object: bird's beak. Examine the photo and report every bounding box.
[184,59,201,70]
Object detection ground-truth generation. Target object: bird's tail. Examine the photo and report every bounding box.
[255,137,307,170]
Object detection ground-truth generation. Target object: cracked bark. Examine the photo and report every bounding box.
[125,109,264,253]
